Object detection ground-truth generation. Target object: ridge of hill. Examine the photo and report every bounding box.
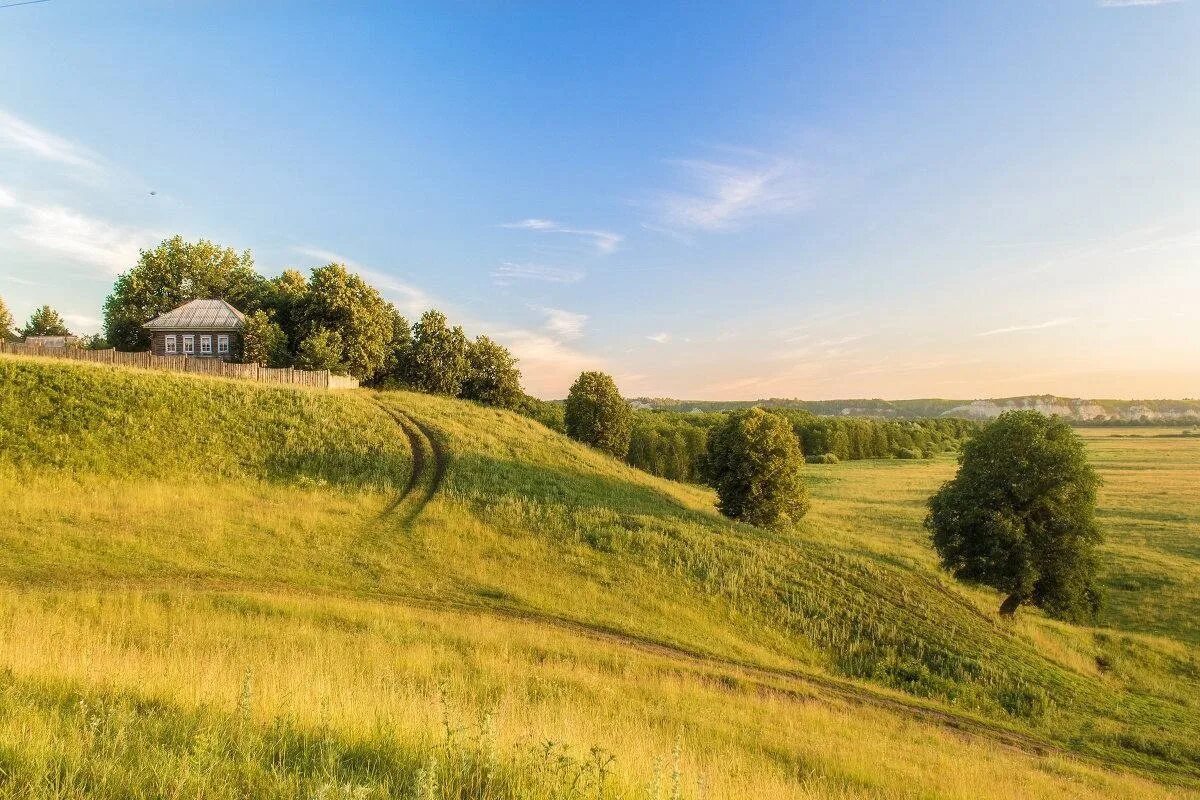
[1,354,1198,799]
[632,394,1200,422]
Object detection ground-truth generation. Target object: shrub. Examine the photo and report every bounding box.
[816,452,839,464]
[896,448,922,460]
[703,408,809,528]
[565,372,633,458]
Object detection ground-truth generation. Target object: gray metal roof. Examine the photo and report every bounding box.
[144,299,246,331]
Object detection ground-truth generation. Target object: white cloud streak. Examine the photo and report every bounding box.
[0,184,157,275]
[491,261,585,285]
[502,218,623,254]
[646,332,670,344]
[0,109,101,171]
[540,307,587,339]
[656,156,813,231]
[1099,0,1181,7]
[976,317,1077,337]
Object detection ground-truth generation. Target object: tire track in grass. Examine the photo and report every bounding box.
[371,398,447,527]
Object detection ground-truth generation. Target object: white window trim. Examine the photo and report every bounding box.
[200,335,213,355]
[164,334,177,354]
[183,335,195,355]
[217,334,230,354]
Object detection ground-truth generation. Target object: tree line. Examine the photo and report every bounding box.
[564,373,1104,623]
[620,408,977,481]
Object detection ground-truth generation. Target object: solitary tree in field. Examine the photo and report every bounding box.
[926,410,1103,621]
[565,371,633,458]
[704,408,809,527]
[0,294,13,339]
[404,309,471,395]
[20,305,71,337]
[461,334,523,408]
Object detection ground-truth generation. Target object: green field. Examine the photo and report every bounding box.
[1,354,1198,799]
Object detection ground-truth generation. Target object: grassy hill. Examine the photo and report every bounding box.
[1,354,1198,799]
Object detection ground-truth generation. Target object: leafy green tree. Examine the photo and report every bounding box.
[405,309,470,395]
[294,328,347,374]
[296,264,394,381]
[264,268,310,347]
[240,310,290,367]
[461,335,523,408]
[926,410,1103,621]
[20,305,71,337]
[0,294,13,339]
[79,334,111,350]
[565,371,633,458]
[703,408,809,527]
[103,236,264,351]
[515,394,566,433]
[379,306,413,385]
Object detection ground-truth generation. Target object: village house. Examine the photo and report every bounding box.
[144,299,245,360]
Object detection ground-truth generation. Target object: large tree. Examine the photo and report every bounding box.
[404,309,470,395]
[703,408,809,527]
[294,328,348,375]
[461,335,522,408]
[240,310,290,367]
[295,263,395,381]
[0,294,13,340]
[565,371,633,458]
[20,305,71,337]
[926,410,1103,621]
[103,236,264,351]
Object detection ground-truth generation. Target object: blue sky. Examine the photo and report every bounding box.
[2,0,1197,398]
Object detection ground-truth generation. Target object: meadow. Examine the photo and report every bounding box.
[0,354,1197,799]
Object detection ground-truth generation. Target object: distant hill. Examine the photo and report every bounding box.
[631,394,1200,423]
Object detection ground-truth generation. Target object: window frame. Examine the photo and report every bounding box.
[183,334,195,355]
[164,334,177,355]
[217,334,230,355]
[200,335,213,355]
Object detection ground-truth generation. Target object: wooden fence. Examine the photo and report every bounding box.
[0,341,359,390]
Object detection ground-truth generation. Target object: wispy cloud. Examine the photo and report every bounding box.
[0,184,156,275]
[291,245,435,317]
[976,317,1077,337]
[656,154,813,231]
[1099,0,1181,7]
[501,218,623,254]
[646,332,670,344]
[490,261,585,286]
[539,306,587,339]
[0,108,101,171]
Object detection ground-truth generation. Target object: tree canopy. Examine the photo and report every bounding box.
[296,264,397,381]
[20,305,71,337]
[0,295,13,340]
[103,236,262,351]
[703,408,809,528]
[925,410,1103,621]
[405,310,470,396]
[564,371,633,458]
[461,335,523,408]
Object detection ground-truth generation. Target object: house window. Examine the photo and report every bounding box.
[183,335,195,355]
[200,335,213,355]
[217,335,229,355]
[164,335,177,354]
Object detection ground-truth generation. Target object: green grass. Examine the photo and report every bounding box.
[0,354,1197,798]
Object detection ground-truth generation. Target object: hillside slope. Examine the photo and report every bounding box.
[0,355,1197,799]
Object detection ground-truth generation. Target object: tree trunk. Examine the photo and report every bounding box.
[998,592,1025,617]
